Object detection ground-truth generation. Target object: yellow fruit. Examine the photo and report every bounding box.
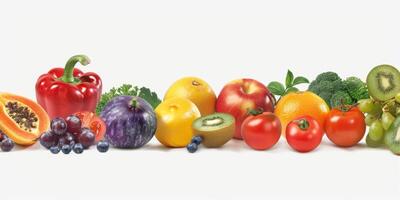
[164,77,216,116]
[275,91,330,135]
[155,97,201,147]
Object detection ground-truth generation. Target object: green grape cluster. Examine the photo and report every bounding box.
[358,93,400,147]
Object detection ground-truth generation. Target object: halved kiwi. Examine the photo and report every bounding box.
[367,65,400,101]
[192,113,235,148]
[384,117,400,155]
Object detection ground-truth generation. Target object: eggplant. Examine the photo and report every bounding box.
[100,96,156,148]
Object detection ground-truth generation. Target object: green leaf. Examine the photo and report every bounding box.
[284,87,299,95]
[293,76,309,85]
[268,81,285,96]
[138,87,162,109]
[96,84,161,115]
[285,70,294,88]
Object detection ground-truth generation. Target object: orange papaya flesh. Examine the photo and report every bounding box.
[0,93,50,145]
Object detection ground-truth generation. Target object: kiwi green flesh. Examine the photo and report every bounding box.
[367,65,400,101]
[385,127,400,154]
[193,113,234,132]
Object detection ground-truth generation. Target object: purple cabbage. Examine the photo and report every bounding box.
[100,96,156,149]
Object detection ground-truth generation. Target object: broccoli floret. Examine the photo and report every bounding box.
[343,77,369,101]
[330,91,354,108]
[318,91,333,105]
[308,80,320,94]
[308,72,357,108]
[315,72,341,82]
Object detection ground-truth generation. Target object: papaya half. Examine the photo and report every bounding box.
[0,93,50,145]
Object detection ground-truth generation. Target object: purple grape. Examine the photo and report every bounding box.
[57,133,75,148]
[57,137,67,147]
[66,115,82,135]
[79,129,95,149]
[51,118,67,136]
[39,131,58,149]
[65,132,76,143]
[0,138,14,152]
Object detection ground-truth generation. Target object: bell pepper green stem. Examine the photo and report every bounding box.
[60,55,91,83]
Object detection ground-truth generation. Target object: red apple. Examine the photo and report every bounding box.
[216,79,275,139]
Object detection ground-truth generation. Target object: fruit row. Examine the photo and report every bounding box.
[0,55,399,155]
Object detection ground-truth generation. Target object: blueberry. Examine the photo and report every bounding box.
[73,143,84,154]
[49,146,60,154]
[97,140,109,153]
[191,136,203,145]
[61,145,72,154]
[0,138,15,152]
[186,143,198,153]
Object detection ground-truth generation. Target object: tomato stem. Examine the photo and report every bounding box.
[247,107,264,116]
[296,119,310,130]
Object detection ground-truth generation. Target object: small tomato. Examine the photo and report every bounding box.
[325,105,366,147]
[286,116,323,152]
[75,111,106,142]
[241,111,281,150]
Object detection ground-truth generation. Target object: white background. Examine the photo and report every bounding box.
[0,0,399,199]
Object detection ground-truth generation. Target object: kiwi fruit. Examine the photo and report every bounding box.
[384,116,400,155]
[192,113,235,148]
[367,64,400,101]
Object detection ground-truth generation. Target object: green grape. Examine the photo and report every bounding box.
[396,107,400,117]
[358,99,374,113]
[365,114,378,126]
[382,112,395,130]
[366,134,383,148]
[395,93,400,104]
[369,102,383,116]
[383,101,397,116]
[369,120,385,141]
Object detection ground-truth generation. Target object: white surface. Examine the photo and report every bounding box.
[1,0,399,199]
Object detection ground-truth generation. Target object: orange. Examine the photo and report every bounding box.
[275,91,330,135]
[155,97,201,148]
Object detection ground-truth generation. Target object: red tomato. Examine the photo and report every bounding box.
[286,116,323,152]
[241,112,281,150]
[75,111,106,142]
[325,106,366,147]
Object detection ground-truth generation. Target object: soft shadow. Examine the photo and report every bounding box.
[141,144,175,152]
[220,139,248,152]
[322,140,387,151]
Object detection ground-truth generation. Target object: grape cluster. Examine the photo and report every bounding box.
[0,131,15,152]
[40,115,109,154]
[358,94,400,147]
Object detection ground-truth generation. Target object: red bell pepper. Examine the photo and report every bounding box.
[35,55,102,119]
